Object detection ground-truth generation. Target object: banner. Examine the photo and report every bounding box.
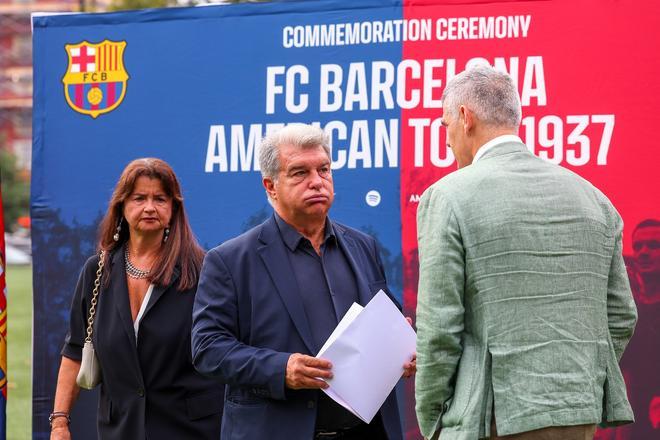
[31,1,660,438]
[0,185,7,440]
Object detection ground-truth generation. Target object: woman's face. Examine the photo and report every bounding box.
[122,176,173,239]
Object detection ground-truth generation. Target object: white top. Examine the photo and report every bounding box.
[133,283,154,343]
[472,134,524,164]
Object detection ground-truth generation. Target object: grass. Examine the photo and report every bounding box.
[6,264,32,440]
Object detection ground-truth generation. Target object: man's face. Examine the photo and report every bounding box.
[633,226,660,275]
[265,143,334,223]
[442,103,470,168]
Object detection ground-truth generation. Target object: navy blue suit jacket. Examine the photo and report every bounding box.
[192,215,404,440]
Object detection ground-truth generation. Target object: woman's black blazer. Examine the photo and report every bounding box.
[62,246,223,439]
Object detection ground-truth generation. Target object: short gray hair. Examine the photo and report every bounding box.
[442,64,521,129]
[259,123,331,180]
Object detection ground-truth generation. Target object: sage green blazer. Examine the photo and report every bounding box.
[415,141,637,440]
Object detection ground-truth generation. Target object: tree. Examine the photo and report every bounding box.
[106,0,267,12]
[0,148,30,232]
[107,0,171,11]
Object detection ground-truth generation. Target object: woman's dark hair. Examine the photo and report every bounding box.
[98,158,204,290]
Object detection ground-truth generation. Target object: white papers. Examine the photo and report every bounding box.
[316,290,416,423]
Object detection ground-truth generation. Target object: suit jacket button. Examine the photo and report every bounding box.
[137,387,145,397]
[307,400,315,409]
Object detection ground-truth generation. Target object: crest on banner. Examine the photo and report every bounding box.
[62,40,129,118]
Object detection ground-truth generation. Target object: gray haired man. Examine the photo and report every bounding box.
[193,124,414,440]
[415,65,637,440]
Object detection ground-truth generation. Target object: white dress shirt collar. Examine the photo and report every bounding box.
[472,134,524,164]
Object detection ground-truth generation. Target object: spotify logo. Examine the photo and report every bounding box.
[365,190,381,207]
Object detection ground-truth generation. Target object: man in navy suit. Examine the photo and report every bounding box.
[192,123,412,439]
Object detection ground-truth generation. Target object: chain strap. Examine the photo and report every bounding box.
[85,250,105,343]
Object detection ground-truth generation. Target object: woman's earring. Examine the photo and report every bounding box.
[113,219,122,242]
[163,227,170,243]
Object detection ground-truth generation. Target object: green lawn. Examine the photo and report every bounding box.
[6,264,32,440]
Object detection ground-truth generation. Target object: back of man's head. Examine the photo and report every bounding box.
[442,64,522,129]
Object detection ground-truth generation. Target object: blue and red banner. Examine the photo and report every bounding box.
[31,1,660,438]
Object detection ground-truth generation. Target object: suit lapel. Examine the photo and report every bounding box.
[257,216,316,354]
[109,247,139,349]
[334,222,372,306]
[141,266,180,319]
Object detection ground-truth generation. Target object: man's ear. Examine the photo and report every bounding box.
[459,105,474,134]
[263,177,277,201]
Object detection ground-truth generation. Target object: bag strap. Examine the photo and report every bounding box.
[84,250,105,343]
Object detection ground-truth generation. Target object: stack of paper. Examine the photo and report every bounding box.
[316,290,416,423]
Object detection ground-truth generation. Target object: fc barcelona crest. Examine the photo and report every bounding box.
[62,40,129,118]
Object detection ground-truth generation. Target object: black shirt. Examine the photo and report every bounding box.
[274,213,364,430]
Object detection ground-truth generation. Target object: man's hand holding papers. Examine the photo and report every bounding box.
[285,354,332,390]
[315,290,417,423]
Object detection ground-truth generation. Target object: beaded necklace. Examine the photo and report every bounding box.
[124,248,151,279]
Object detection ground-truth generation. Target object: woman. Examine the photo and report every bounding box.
[50,158,223,439]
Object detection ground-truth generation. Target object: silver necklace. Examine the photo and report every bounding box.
[124,248,151,279]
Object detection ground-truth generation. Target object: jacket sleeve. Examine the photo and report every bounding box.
[415,186,465,439]
[191,248,290,400]
[606,215,637,361]
[61,255,98,361]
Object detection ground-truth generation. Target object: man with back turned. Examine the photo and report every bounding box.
[415,65,637,440]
